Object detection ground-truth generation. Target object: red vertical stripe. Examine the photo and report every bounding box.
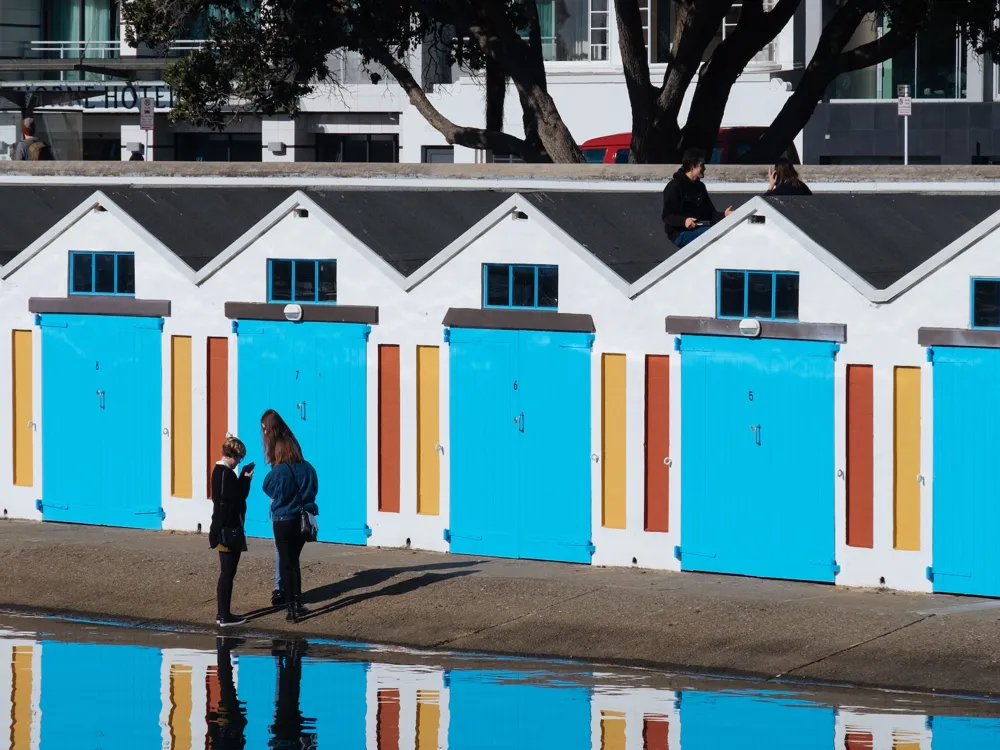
[376,688,400,750]
[206,338,229,498]
[845,731,874,749]
[205,666,221,715]
[378,346,401,513]
[643,717,669,749]
[645,355,670,532]
[847,365,875,548]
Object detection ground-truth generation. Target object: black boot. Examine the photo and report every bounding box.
[285,598,309,623]
[271,588,285,607]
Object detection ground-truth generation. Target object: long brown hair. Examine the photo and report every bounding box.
[771,157,803,188]
[271,435,304,466]
[260,409,300,466]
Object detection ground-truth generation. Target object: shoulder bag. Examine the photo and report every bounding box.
[287,464,318,543]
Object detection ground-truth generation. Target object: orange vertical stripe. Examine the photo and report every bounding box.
[846,732,874,749]
[645,355,670,532]
[846,365,874,548]
[206,338,229,498]
[10,645,32,750]
[376,688,400,750]
[378,345,401,512]
[415,690,440,750]
[601,710,627,750]
[12,330,33,487]
[642,716,669,750]
[168,664,193,750]
[205,666,221,715]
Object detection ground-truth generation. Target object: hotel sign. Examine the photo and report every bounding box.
[2,83,174,110]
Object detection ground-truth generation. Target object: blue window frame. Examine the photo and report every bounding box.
[69,252,135,296]
[482,264,558,310]
[268,259,337,304]
[972,277,1000,329]
[717,269,799,321]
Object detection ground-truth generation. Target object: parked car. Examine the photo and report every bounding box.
[580,128,800,165]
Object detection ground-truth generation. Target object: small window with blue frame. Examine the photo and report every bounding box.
[717,269,799,321]
[268,259,337,303]
[69,251,135,296]
[972,278,1000,328]
[483,264,558,310]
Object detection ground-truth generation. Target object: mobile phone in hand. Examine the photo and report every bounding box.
[242,462,255,475]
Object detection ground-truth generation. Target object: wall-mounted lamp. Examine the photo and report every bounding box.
[93,205,107,213]
[512,210,528,221]
[738,318,761,338]
[267,141,287,156]
[283,303,303,322]
[749,215,766,225]
[294,208,309,218]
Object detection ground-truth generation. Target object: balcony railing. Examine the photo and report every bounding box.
[30,39,207,57]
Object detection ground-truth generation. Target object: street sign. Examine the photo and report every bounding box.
[139,97,155,130]
[897,85,912,117]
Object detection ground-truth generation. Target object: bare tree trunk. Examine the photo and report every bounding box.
[485,58,506,132]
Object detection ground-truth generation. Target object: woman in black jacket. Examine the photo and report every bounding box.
[766,158,812,196]
[210,436,255,627]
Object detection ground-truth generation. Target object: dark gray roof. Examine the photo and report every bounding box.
[306,189,510,277]
[766,194,1000,289]
[522,191,755,282]
[0,187,96,265]
[102,187,293,271]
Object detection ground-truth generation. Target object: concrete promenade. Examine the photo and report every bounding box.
[3,520,1000,697]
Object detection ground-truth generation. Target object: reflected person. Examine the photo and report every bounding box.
[270,640,316,749]
[206,636,247,750]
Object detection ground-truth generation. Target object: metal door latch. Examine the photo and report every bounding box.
[96,390,105,409]
[837,469,845,479]
[435,443,444,455]
[917,474,925,485]
[592,453,600,463]
[663,457,673,467]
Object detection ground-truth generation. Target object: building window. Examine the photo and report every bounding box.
[972,278,1000,329]
[422,146,454,163]
[483,264,558,310]
[526,0,608,61]
[175,133,262,162]
[268,259,337,304]
[69,252,135,296]
[316,134,399,163]
[832,8,967,100]
[717,270,799,321]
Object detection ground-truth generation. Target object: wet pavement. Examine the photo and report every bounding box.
[4,614,1000,749]
[3,520,1000,697]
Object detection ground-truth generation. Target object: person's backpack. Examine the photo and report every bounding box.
[27,139,51,161]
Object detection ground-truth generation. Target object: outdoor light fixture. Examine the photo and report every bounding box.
[738,318,761,338]
[268,141,286,156]
[512,210,528,221]
[283,304,303,322]
[294,208,309,218]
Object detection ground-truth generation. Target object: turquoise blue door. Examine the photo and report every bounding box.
[679,690,835,749]
[930,346,1000,596]
[40,642,162,750]
[679,336,837,582]
[448,327,593,564]
[39,314,163,529]
[447,670,592,749]
[238,654,278,747]
[237,320,370,543]
[300,660,368,745]
[931,715,1000,748]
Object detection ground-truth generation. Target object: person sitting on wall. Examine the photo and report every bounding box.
[765,158,812,196]
[662,147,733,248]
[12,118,52,161]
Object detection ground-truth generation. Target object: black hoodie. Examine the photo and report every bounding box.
[661,168,724,240]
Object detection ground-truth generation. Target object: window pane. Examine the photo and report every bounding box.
[485,264,509,306]
[582,148,606,163]
[342,135,369,163]
[270,260,292,301]
[916,14,963,99]
[318,261,337,303]
[116,254,135,295]
[747,272,773,318]
[974,280,1000,328]
[774,273,799,320]
[368,134,398,163]
[537,267,558,308]
[294,260,317,302]
[94,253,115,294]
[718,271,745,317]
[614,148,630,164]
[512,266,535,307]
[71,253,93,293]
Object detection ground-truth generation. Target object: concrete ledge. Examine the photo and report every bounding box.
[29,296,171,317]
[666,315,847,343]
[225,302,379,325]
[919,327,1000,348]
[444,307,596,333]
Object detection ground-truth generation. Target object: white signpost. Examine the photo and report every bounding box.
[139,97,154,161]
[897,84,912,166]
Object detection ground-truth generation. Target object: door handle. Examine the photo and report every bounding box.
[751,424,761,446]
[296,401,306,420]
[96,390,105,410]
[519,412,525,433]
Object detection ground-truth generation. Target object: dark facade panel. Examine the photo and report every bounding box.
[225,302,379,324]
[665,315,846,343]
[29,296,171,317]
[443,307,596,333]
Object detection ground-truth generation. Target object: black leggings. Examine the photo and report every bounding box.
[217,550,241,619]
[274,519,306,604]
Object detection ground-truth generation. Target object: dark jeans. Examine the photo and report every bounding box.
[217,550,242,619]
[273,518,306,605]
[673,226,710,248]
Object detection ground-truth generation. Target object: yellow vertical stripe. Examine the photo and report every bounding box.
[12,331,33,487]
[171,336,193,499]
[602,354,627,529]
[10,646,32,750]
[417,346,440,515]
[893,366,921,551]
[415,690,440,750]
[600,710,626,750]
[168,664,193,750]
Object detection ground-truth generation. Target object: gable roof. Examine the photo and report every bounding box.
[765,194,1000,289]
[0,186,98,265]
[522,191,754,282]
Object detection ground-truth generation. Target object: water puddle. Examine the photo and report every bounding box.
[2,614,999,748]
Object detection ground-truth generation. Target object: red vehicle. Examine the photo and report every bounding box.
[580,127,799,165]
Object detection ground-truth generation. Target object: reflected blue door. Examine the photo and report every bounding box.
[931,347,1000,596]
[39,642,162,750]
[680,690,835,749]
[300,660,368,747]
[680,336,837,582]
[237,654,278,748]
[40,314,162,529]
[931,715,1000,748]
[447,670,591,750]
[238,321,369,543]
[448,327,593,563]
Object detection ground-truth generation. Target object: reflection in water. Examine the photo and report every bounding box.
[2,619,1000,750]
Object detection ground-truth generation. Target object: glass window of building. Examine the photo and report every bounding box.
[316,134,399,163]
[174,133,263,162]
[526,0,609,61]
